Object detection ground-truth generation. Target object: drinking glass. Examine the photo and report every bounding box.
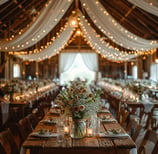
[56,121,64,143]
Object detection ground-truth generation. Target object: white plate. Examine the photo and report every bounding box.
[30,132,58,138]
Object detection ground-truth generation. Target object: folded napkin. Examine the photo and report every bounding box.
[101,119,116,122]
[99,132,129,138]
[40,119,57,124]
[142,100,154,113]
[30,132,58,138]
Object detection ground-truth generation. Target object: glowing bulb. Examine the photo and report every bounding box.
[76,29,81,36]
[69,17,78,27]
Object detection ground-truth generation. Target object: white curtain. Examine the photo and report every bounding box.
[1,102,10,124]
[81,53,98,71]
[80,0,158,51]
[0,0,8,5]
[59,52,77,74]
[59,51,98,73]
[128,0,158,16]
[0,0,73,51]
[150,63,158,81]
[132,65,138,79]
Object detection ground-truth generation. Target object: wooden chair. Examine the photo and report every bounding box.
[26,113,39,128]
[151,107,158,131]
[126,118,143,142]
[0,128,19,154]
[138,129,158,154]
[9,123,23,151]
[118,102,129,127]
[18,117,33,142]
[0,142,6,154]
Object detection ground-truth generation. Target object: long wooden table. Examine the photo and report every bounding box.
[22,108,137,154]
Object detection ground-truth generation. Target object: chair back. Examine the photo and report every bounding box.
[126,118,143,142]
[138,129,158,154]
[18,117,33,142]
[26,113,38,128]
[0,129,19,154]
[9,123,23,150]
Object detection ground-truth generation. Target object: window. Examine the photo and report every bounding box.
[60,53,97,85]
[150,63,158,81]
[13,64,21,78]
[132,65,138,79]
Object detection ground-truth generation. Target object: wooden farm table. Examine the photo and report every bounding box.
[22,108,137,154]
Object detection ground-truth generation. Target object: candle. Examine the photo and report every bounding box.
[87,128,93,136]
[64,126,69,134]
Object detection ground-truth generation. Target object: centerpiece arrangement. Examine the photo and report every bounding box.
[126,80,146,101]
[55,78,102,138]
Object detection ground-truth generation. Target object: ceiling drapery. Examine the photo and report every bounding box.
[16,24,75,61]
[0,0,73,51]
[127,0,158,16]
[80,0,158,51]
[79,12,137,62]
[0,0,157,62]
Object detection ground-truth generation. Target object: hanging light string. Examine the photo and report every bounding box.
[13,22,75,61]
[80,6,156,56]
[80,0,158,51]
[0,0,73,51]
[9,22,70,55]
[127,0,158,16]
[79,12,156,62]
[79,12,137,62]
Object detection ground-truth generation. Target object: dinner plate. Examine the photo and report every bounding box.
[30,132,58,138]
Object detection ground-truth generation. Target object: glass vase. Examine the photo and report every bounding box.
[70,119,86,139]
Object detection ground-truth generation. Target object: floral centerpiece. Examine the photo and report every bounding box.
[126,80,146,101]
[55,78,102,138]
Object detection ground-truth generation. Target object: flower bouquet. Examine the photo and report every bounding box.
[55,78,101,138]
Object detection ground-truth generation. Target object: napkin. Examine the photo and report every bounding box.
[30,132,58,138]
[99,132,129,138]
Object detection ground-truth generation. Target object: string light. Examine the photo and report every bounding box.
[81,0,158,51]
[79,13,156,62]
[0,0,73,51]
[8,8,156,62]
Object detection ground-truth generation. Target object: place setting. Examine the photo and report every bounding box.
[99,128,129,138]
[40,118,57,125]
[100,115,117,123]
[29,128,58,138]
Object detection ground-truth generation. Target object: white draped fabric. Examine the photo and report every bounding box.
[16,24,75,61]
[0,0,73,51]
[80,0,158,51]
[59,51,98,74]
[0,0,8,5]
[128,0,158,16]
[79,12,137,61]
[132,65,138,79]
[59,52,77,74]
[1,102,10,124]
[81,53,98,72]
[150,63,158,81]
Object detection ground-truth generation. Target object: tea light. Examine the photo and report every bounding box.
[87,128,93,137]
[64,126,69,134]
